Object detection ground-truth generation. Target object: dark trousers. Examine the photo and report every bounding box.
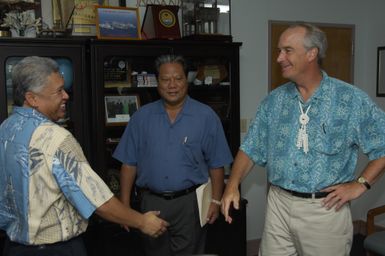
[140,191,207,256]
[3,235,87,256]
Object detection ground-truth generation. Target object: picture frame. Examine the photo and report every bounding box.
[71,0,99,36]
[104,95,140,125]
[377,46,385,97]
[96,6,141,40]
[103,57,132,88]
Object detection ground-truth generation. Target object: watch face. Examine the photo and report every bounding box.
[357,176,371,189]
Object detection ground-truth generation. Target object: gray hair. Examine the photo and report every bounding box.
[12,56,59,106]
[155,54,187,76]
[289,23,328,65]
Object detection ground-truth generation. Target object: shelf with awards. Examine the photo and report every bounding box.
[88,39,241,180]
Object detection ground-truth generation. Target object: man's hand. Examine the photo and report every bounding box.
[206,202,221,224]
[221,185,240,224]
[139,211,169,238]
[321,181,367,211]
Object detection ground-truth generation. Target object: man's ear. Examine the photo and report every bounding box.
[24,91,37,108]
[307,48,318,62]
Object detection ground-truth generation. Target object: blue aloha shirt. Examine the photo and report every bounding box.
[241,72,385,193]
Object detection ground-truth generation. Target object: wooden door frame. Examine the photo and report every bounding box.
[268,20,355,91]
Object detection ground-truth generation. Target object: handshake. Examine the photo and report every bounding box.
[125,210,169,238]
[96,197,169,238]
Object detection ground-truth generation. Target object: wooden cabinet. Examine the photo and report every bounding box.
[0,38,91,159]
[88,39,242,184]
[0,38,245,256]
[87,39,245,256]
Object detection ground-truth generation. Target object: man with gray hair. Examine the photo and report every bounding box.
[0,56,168,256]
[222,23,385,255]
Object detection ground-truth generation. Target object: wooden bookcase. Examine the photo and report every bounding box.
[0,37,91,158]
[0,38,245,256]
[88,39,241,183]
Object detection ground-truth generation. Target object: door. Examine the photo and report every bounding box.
[269,21,354,90]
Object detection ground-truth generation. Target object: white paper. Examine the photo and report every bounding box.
[196,179,212,227]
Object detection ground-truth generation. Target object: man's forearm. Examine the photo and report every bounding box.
[96,196,144,229]
[120,164,137,206]
[227,150,254,189]
[209,167,225,201]
[358,156,385,188]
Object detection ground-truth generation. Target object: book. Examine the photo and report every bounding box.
[196,179,212,227]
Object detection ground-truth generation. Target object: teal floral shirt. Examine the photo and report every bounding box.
[241,72,385,193]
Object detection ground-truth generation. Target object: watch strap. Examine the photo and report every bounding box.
[357,176,371,190]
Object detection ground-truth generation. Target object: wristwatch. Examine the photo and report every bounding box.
[357,176,371,190]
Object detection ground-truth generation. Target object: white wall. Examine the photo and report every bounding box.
[231,0,385,240]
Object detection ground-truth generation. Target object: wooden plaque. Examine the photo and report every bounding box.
[141,4,181,40]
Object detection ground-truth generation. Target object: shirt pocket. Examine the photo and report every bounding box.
[311,122,347,155]
[182,142,203,167]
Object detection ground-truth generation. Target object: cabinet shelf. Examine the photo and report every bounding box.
[90,40,241,175]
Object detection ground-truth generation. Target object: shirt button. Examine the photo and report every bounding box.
[294,162,298,166]
[164,176,168,179]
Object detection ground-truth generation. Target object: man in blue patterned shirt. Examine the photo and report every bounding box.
[0,56,168,256]
[222,23,385,255]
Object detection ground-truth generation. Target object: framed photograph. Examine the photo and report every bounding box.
[104,95,140,125]
[96,6,141,40]
[71,0,99,36]
[377,46,385,97]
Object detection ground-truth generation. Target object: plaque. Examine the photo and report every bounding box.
[195,64,228,85]
[103,58,132,88]
[141,4,181,40]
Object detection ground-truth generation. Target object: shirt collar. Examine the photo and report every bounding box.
[13,106,49,122]
[158,96,192,115]
[287,71,331,103]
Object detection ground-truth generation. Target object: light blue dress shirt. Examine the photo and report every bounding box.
[241,72,385,193]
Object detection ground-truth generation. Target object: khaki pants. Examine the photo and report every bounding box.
[259,186,353,256]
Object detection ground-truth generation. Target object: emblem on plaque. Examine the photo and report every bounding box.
[159,9,176,28]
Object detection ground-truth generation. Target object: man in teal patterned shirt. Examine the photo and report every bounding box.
[222,23,385,255]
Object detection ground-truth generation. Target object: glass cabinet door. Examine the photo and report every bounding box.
[4,57,23,115]
[0,38,90,159]
[4,56,74,125]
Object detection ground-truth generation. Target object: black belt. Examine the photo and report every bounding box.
[281,187,330,199]
[140,184,201,200]
[6,235,83,250]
